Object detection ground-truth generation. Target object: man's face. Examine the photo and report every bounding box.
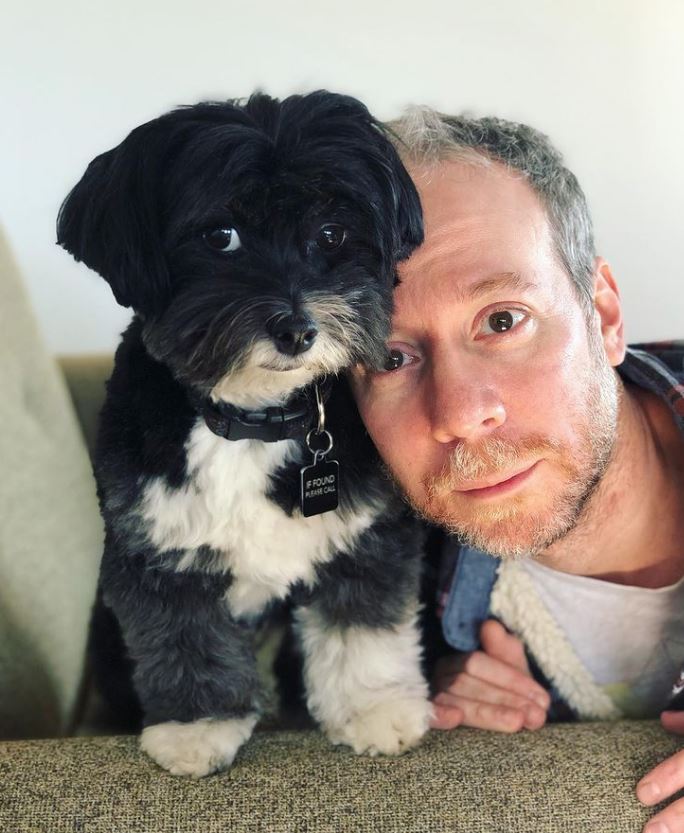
[351,158,622,558]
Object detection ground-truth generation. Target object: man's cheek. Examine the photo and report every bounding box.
[357,394,383,437]
[356,381,397,428]
[370,415,398,458]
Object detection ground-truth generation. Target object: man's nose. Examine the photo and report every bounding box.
[428,360,506,444]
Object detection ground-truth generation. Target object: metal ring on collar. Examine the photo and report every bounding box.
[306,429,333,456]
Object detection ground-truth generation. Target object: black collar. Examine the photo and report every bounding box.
[192,387,321,443]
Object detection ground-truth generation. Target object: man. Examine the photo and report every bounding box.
[350,108,684,833]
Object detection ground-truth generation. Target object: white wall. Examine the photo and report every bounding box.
[2,0,682,353]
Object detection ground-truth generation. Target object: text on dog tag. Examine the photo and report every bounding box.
[300,458,340,517]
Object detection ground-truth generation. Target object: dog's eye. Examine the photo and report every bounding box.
[315,224,346,251]
[203,228,242,253]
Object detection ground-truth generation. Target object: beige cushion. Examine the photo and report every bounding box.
[0,225,102,738]
[0,722,678,831]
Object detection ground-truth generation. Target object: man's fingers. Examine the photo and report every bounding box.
[451,650,551,710]
[480,619,530,673]
[622,713,684,833]
[430,702,463,730]
[662,710,684,735]
[430,623,550,736]
[434,692,527,733]
[434,687,547,731]
[438,672,547,719]
[637,748,684,807]
[641,795,684,833]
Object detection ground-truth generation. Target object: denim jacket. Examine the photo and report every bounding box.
[436,342,684,721]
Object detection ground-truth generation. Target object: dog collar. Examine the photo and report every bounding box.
[194,388,320,443]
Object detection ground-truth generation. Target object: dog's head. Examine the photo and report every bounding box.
[57,91,423,405]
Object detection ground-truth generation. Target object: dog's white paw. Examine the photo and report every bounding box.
[140,714,258,777]
[326,696,433,757]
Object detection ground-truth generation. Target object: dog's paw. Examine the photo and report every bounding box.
[140,714,258,777]
[326,696,433,756]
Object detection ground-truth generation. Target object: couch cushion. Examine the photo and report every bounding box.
[0,225,102,738]
[0,722,679,831]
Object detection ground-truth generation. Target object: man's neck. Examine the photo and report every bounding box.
[535,380,684,588]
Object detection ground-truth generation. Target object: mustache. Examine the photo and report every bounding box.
[424,434,563,496]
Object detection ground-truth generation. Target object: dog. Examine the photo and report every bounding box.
[57,90,431,777]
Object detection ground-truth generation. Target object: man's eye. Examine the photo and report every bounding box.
[479,309,526,335]
[203,227,242,252]
[381,349,413,372]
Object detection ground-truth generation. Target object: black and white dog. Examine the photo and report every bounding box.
[58,91,431,777]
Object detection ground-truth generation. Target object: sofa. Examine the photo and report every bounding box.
[0,224,679,832]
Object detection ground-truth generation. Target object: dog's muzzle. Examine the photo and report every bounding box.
[269,314,318,356]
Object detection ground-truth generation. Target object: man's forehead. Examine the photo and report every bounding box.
[408,157,548,232]
[402,213,544,275]
[387,161,574,334]
[399,158,556,288]
[393,267,541,325]
[400,161,554,280]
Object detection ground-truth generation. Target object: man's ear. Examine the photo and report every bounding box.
[56,119,173,316]
[592,257,625,366]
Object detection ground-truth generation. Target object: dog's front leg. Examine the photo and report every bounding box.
[102,561,262,777]
[293,601,433,756]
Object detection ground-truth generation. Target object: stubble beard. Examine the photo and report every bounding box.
[409,343,621,559]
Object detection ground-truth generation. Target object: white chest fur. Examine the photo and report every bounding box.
[140,421,379,618]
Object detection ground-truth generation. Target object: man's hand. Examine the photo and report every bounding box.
[430,619,551,733]
[637,711,684,832]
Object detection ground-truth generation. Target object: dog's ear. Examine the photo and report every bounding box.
[371,127,424,264]
[56,120,173,315]
[353,115,424,287]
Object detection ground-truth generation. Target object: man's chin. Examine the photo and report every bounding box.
[412,493,581,559]
[435,516,559,559]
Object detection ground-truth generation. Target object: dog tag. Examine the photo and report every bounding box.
[300,455,340,517]
[300,390,340,517]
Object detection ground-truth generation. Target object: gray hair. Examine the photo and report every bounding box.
[387,107,596,310]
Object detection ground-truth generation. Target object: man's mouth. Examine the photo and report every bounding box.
[455,461,541,498]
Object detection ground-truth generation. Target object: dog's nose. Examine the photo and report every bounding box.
[270,314,318,356]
